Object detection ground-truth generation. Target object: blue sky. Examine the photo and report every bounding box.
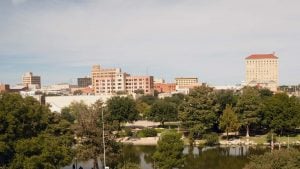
[0,0,299,85]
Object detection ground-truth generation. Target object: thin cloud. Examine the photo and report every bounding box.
[0,0,299,85]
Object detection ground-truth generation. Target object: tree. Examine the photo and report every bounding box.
[215,90,238,111]
[137,95,158,105]
[106,97,139,130]
[258,88,273,98]
[73,90,83,95]
[134,89,144,95]
[119,162,140,169]
[261,93,300,135]
[9,134,73,169]
[219,105,239,140]
[236,87,261,137]
[71,100,121,169]
[136,101,151,120]
[148,100,178,127]
[244,149,300,169]
[164,93,185,106]
[0,93,73,168]
[152,131,184,169]
[179,86,220,139]
[61,107,75,123]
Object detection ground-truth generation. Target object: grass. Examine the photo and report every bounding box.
[239,134,300,144]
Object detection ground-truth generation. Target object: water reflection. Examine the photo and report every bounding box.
[63,145,267,169]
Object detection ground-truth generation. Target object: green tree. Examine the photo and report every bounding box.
[219,105,240,140]
[71,100,121,169]
[244,149,300,169]
[137,95,158,105]
[0,93,73,168]
[136,101,151,120]
[215,90,238,111]
[164,93,185,106]
[148,100,178,127]
[236,87,261,137]
[258,88,273,98]
[60,107,76,123]
[261,93,300,135]
[179,86,219,139]
[10,134,73,169]
[152,131,184,169]
[107,97,139,130]
[119,162,140,169]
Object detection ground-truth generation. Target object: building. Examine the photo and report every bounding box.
[245,53,279,92]
[125,75,154,95]
[154,78,165,84]
[77,77,92,88]
[175,77,201,90]
[154,83,176,93]
[92,65,154,95]
[94,72,127,94]
[0,84,10,93]
[40,83,71,95]
[22,72,41,89]
[45,95,115,112]
[175,77,198,86]
[92,65,122,91]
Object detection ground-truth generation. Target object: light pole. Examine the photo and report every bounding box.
[101,106,106,169]
[75,157,77,169]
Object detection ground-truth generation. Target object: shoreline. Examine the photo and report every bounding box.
[118,137,300,146]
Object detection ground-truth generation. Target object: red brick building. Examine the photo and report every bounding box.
[154,83,176,93]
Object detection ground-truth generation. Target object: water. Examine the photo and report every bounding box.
[64,145,268,169]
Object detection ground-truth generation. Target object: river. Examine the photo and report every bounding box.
[64,145,268,169]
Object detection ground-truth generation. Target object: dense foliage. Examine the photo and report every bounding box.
[0,93,73,168]
[244,149,300,169]
[148,100,178,127]
[106,96,139,130]
[153,131,184,169]
[69,101,121,169]
[137,128,157,137]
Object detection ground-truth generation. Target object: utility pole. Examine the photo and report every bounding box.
[102,106,106,169]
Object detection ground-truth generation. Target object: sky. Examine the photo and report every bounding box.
[0,0,299,86]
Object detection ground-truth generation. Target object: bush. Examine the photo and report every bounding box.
[124,127,133,137]
[137,128,157,137]
[204,133,219,146]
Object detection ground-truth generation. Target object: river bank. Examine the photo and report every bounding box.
[119,135,300,146]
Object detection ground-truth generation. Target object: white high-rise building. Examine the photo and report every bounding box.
[245,53,279,92]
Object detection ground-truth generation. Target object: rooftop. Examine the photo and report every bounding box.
[246,53,278,60]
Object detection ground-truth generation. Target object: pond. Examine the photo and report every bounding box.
[63,145,268,169]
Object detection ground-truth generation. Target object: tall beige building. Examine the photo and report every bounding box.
[245,53,279,92]
[91,65,154,95]
[91,65,122,90]
[22,72,41,89]
[175,77,199,88]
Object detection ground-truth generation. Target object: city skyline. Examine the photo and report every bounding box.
[1,0,300,85]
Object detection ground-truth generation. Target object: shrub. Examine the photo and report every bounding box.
[204,133,219,146]
[124,127,133,137]
[137,128,157,137]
